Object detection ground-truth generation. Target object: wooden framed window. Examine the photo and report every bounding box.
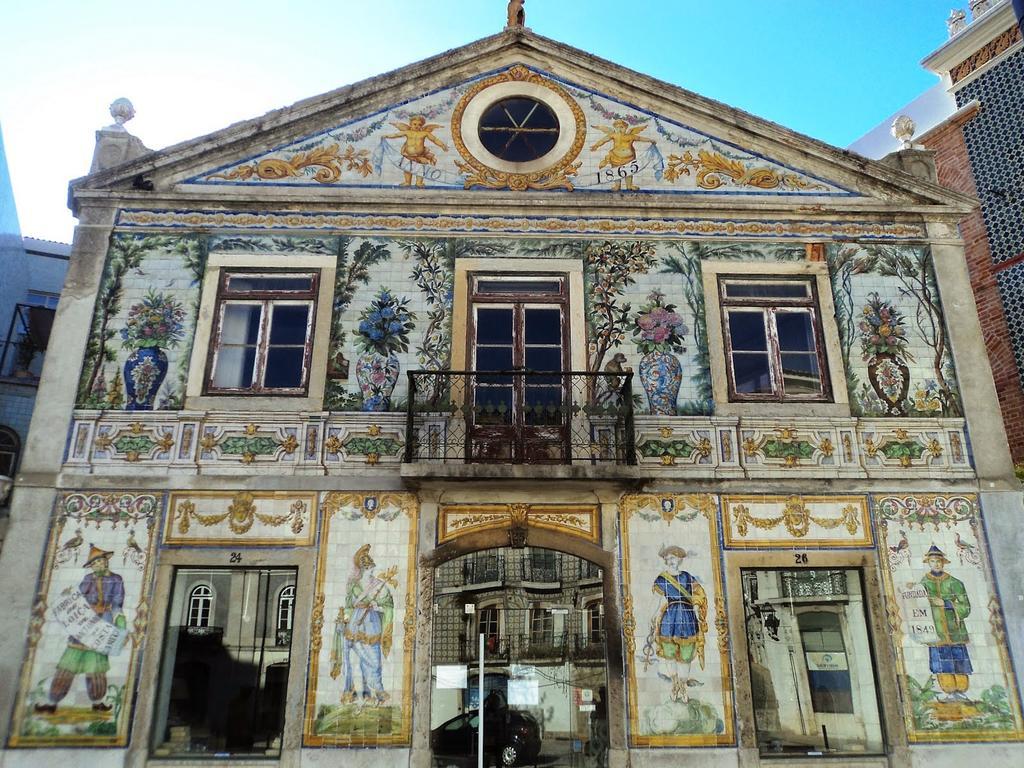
[719,276,830,402]
[205,270,319,395]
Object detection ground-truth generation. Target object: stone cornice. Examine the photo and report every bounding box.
[922,1,1019,77]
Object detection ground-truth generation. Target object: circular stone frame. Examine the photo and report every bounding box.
[451,66,587,190]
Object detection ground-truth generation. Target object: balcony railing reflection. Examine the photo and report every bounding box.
[405,370,636,465]
[458,631,606,663]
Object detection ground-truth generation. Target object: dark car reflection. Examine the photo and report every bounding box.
[431,709,542,767]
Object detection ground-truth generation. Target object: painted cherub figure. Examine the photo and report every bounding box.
[591,119,655,191]
[384,115,448,187]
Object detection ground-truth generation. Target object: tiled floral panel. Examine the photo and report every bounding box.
[827,243,962,418]
[164,491,317,546]
[9,492,161,747]
[189,64,853,198]
[619,493,734,746]
[76,234,206,412]
[304,492,418,746]
[437,503,599,545]
[721,495,871,548]
[874,493,1024,742]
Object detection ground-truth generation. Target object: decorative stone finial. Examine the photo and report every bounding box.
[947,8,968,37]
[891,115,917,149]
[506,0,525,29]
[107,98,135,130]
[969,0,994,20]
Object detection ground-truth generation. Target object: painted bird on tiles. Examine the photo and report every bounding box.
[123,528,145,568]
[888,529,910,570]
[56,529,84,565]
[953,532,981,567]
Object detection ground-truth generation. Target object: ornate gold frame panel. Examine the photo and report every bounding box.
[619,493,735,746]
[874,493,1024,742]
[438,503,599,546]
[720,495,872,549]
[164,491,317,546]
[9,491,161,747]
[450,65,587,191]
[303,492,419,747]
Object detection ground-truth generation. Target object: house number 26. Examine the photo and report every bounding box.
[794,553,809,564]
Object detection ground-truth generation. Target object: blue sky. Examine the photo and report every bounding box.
[0,0,959,242]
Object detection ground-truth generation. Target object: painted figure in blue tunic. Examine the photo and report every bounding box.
[330,544,396,706]
[651,545,707,700]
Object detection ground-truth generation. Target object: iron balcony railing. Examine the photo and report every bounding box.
[404,370,636,465]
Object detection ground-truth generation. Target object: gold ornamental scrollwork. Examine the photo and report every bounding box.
[450,65,587,191]
[175,492,306,536]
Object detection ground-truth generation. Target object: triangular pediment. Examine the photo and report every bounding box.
[182,63,854,197]
[72,31,974,212]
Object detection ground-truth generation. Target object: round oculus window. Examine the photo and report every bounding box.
[477,97,560,163]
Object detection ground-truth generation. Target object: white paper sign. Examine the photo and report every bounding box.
[897,584,940,644]
[508,678,539,706]
[51,586,128,656]
[435,665,468,690]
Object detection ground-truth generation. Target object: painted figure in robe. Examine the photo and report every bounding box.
[921,544,973,702]
[330,544,397,705]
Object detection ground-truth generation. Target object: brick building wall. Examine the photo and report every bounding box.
[921,113,1024,461]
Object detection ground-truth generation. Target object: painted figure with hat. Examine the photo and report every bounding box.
[648,545,707,700]
[330,544,398,705]
[921,544,973,702]
[35,545,126,714]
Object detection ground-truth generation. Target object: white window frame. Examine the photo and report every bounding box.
[186,583,214,628]
[276,584,296,632]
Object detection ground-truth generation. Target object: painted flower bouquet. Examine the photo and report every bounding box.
[632,291,687,355]
[120,290,186,350]
[355,288,416,356]
[859,292,912,362]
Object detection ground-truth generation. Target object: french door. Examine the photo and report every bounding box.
[469,275,568,463]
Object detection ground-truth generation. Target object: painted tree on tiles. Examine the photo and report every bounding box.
[660,244,713,415]
[324,237,393,410]
[77,235,206,411]
[401,238,506,402]
[828,244,962,418]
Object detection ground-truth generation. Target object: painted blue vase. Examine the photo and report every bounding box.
[639,350,681,415]
[123,346,168,411]
[356,351,400,411]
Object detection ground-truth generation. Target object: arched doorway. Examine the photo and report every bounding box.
[429,546,609,767]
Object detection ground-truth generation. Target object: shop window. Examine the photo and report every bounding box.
[719,277,830,401]
[186,584,213,628]
[205,270,319,395]
[152,568,296,758]
[741,568,883,756]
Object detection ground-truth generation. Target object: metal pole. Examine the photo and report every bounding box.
[478,632,484,768]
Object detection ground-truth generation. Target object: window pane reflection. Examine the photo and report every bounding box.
[741,568,883,756]
[152,568,296,758]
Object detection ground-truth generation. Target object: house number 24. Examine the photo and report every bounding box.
[229,552,242,563]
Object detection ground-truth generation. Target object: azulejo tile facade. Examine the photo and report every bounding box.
[2,17,1023,768]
